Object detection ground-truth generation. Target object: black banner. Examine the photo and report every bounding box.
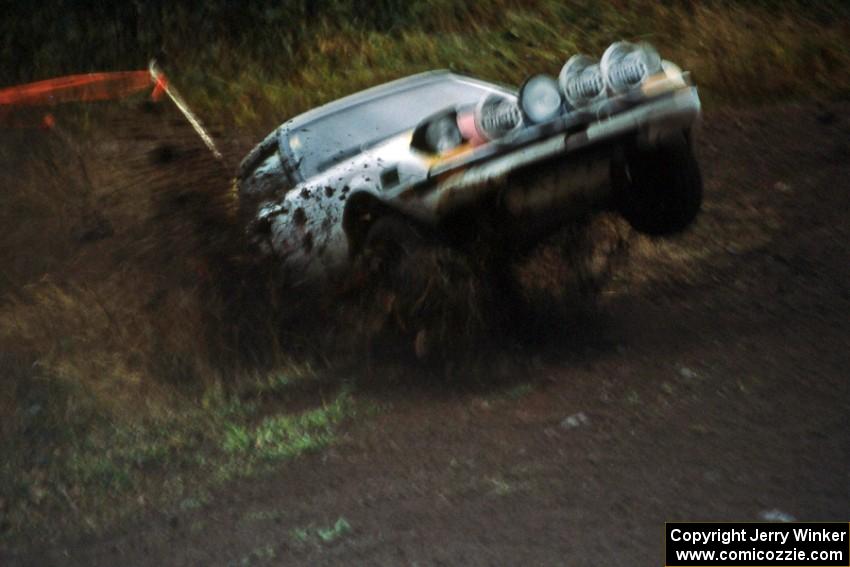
[666,522,849,566]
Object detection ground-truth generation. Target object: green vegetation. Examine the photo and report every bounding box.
[290,517,352,547]
[2,1,848,131]
[234,543,277,566]
[0,363,360,542]
[503,383,535,400]
[243,508,284,523]
[221,391,352,463]
[317,517,353,543]
[486,475,516,497]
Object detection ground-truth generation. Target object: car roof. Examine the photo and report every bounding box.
[282,70,515,133]
[238,71,513,180]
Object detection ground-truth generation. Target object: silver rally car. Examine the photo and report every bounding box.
[237,41,702,282]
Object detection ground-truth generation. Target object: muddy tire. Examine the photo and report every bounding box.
[352,215,496,361]
[360,215,428,274]
[617,134,702,236]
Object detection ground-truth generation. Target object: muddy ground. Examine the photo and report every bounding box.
[4,100,850,566]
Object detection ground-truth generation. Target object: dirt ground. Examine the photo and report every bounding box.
[4,100,850,566]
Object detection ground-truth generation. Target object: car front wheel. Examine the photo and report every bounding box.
[360,215,428,273]
[616,133,703,236]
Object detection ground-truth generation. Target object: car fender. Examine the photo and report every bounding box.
[261,182,349,282]
[340,174,392,257]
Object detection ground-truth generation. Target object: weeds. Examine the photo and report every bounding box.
[231,543,277,567]
[317,517,353,544]
[2,2,848,131]
[243,509,283,523]
[221,390,352,463]
[290,517,352,547]
[0,360,359,542]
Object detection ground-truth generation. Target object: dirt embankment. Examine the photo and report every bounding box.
[2,100,849,566]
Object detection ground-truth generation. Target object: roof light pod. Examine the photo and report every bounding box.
[600,41,662,94]
[558,54,606,109]
[518,75,563,124]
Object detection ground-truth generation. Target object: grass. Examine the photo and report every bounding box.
[0,365,361,543]
[232,543,277,567]
[243,509,284,523]
[1,0,848,548]
[81,0,850,136]
[317,517,353,544]
[2,1,849,132]
[221,390,352,462]
[148,1,850,134]
[289,517,353,547]
[486,475,516,497]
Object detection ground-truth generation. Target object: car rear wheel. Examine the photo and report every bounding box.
[616,133,702,236]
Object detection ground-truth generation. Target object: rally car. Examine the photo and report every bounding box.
[237,41,702,283]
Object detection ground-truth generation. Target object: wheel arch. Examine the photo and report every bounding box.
[341,189,397,258]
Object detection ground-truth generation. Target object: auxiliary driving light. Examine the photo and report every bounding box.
[559,54,606,109]
[600,41,662,94]
[472,94,523,141]
[518,74,563,124]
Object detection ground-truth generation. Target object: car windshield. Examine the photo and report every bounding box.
[284,76,501,179]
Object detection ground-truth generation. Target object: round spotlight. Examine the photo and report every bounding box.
[600,41,662,94]
[559,54,606,109]
[472,94,523,141]
[518,75,563,124]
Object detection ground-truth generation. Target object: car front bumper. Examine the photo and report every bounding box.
[420,87,701,219]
